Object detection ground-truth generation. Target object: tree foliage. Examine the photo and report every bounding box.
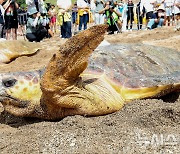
[16,0,26,7]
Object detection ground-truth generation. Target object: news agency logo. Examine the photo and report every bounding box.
[133,129,179,153]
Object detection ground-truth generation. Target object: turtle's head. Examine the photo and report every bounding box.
[0,71,42,114]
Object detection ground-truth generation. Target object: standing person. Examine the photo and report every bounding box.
[140,0,156,26]
[119,0,128,32]
[173,0,180,28]
[136,0,145,30]
[164,0,174,26]
[77,0,90,31]
[17,6,27,37]
[94,0,105,25]
[4,0,19,40]
[49,4,56,34]
[72,2,78,34]
[0,0,5,38]
[126,0,134,31]
[57,0,72,38]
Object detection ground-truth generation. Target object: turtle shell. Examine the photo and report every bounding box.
[86,43,180,88]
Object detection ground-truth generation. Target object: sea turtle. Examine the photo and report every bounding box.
[0,25,179,120]
[0,40,40,63]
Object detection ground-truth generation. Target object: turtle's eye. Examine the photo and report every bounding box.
[2,78,17,88]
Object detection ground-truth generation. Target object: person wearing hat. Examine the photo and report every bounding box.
[26,7,47,42]
[140,0,156,26]
[147,4,166,29]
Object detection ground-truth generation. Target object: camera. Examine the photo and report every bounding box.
[11,0,15,3]
[109,5,114,9]
[108,1,115,10]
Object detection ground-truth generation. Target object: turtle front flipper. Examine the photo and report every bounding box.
[3,102,36,117]
[41,25,107,91]
[41,25,108,113]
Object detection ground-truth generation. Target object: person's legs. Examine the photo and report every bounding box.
[4,16,10,39]
[99,14,105,24]
[157,18,164,27]
[64,21,72,38]
[0,24,3,38]
[137,14,140,30]
[83,14,88,30]
[26,33,37,42]
[79,15,83,31]
[94,13,99,24]
[147,19,156,29]
[126,16,130,30]
[138,16,143,29]
[11,28,17,40]
[61,23,66,38]
[53,20,56,33]
[36,28,47,41]
[6,29,11,40]
[140,16,143,29]
[48,29,54,38]
[108,25,114,34]
[130,15,133,30]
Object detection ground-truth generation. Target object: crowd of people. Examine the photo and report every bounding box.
[0,0,179,42]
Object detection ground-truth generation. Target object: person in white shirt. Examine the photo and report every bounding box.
[140,0,156,25]
[77,0,90,31]
[173,0,180,28]
[26,0,46,15]
[57,0,72,38]
[94,0,105,25]
[164,0,174,26]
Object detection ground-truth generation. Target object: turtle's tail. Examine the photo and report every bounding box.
[41,24,108,92]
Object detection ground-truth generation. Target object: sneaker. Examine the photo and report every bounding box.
[108,31,114,35]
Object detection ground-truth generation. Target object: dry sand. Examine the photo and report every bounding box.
[0,26,180,153]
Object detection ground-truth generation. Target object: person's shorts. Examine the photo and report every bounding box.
[4,15,18,29]
[50,16,56,24]
[146,11,154,19]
